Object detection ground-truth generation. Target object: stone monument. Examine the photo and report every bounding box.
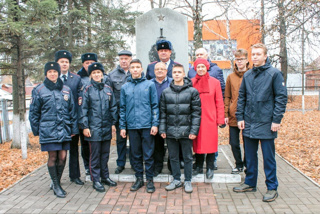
[135,8,189,72]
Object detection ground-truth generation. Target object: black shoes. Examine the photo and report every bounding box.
[115,166,125,174]
[130,177,144,191]
[146,179,155,193]
[70,178,84,185]
[192,167,203,176]
[48,166,66,198]
[206,168,214,179]
[231,167,243,174]
[101,178,117,186]
[93,181,105,192]
[233,183,257,193]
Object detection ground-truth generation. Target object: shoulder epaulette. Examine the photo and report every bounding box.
[84,84,93,93]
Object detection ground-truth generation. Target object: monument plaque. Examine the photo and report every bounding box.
[136,8,188,73]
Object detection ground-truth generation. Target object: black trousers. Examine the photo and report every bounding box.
[195,153,215,170]
[89,140,111,182]
[116,121,132,167]
[69,134,81,179]
[154,133,165,172]
[79,130,90,171]
[167,138,193,181]
[229,126,246,168]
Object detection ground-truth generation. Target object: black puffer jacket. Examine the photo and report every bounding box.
[29,78,78,144]
[78,79,117,141]
[159,77,201,139]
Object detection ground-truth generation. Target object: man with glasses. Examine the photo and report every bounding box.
[224,49,249,174]
[151,62,172,176]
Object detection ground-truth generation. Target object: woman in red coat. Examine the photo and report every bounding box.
[191,58,225,179]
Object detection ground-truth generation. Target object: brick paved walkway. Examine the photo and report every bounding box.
[1,145,319,213]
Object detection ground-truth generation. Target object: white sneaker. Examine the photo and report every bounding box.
[165,180,182,191]
[184,181,193,193]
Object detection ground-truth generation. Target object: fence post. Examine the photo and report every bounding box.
[318,89,320,111]
[1,99,10,142]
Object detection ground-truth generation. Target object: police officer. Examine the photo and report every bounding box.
[77,52,98,180]
[146,40,180,80]
[55,50,84,186]
[78,62,118,192]
[29,62,78,198]
[108,50,132,174]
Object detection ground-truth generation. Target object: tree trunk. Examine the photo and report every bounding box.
[86,2,92,49]
[278,0,288,83]
[11,74,21,149]
[261,0,265,44]
[68,0,73,49]
[16,35,28,159]
[193,0,203,56]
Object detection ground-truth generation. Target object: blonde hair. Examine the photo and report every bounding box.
[251,43,267,55]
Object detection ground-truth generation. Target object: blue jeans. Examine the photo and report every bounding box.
[128,129,154,180]
[244,137,278,190]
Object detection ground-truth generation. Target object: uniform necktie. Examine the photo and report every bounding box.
[62,75,67,82]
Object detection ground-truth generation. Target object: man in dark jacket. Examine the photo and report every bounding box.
[119,59,159,193]
[151,62,172,176]
[108,50,132,174]
[55,50,84,186]
[159,64,201,193]
[188,48,225,97]
[146,40,180,80]
[77,52,98,181]
[233,44,287,202]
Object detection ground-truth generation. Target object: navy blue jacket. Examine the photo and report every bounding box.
[151,77,173,102]
[77,67,111,87]
[119,73,159,130]
[236,58,287,139]
[29,78,78,144]
[78,80,117,141]
[146,60,180,80]
[62,71,82,112]
[188,59,225,97]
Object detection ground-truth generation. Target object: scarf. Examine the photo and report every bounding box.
[193,72,210,94]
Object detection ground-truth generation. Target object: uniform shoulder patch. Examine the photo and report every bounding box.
[62,90,69,94]
[78,97,82,105]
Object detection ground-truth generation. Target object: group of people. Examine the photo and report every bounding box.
[29,40,287,202]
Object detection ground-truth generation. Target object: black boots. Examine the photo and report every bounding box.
[93,181,105,192]
[192,167,203,176]
[146,179,155,193]
[48,166,66,198]
[130,177,144,191]
[101,178,117,186]
[50,164,66,195]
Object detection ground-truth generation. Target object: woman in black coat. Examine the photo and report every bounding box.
[29,62,78,198]
[78,62,117,192]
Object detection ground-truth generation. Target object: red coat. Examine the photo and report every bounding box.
[192,76,225,154]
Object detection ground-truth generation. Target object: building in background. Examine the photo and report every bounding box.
[188,19,261,79]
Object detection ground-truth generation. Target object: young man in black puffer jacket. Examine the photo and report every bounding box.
[159,64,201,193]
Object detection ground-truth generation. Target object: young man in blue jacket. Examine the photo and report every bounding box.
[233,43,287,202]
[119,59,159,193]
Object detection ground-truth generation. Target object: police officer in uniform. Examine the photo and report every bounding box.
[77,52,98,180]
[146,40,180,80]
[55,50,84,186]
[78,62,118,192]
[29,62,78,198]
[108,50,133,174]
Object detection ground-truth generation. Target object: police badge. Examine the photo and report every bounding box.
[64,94,69,101]
[78,97,83,106]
